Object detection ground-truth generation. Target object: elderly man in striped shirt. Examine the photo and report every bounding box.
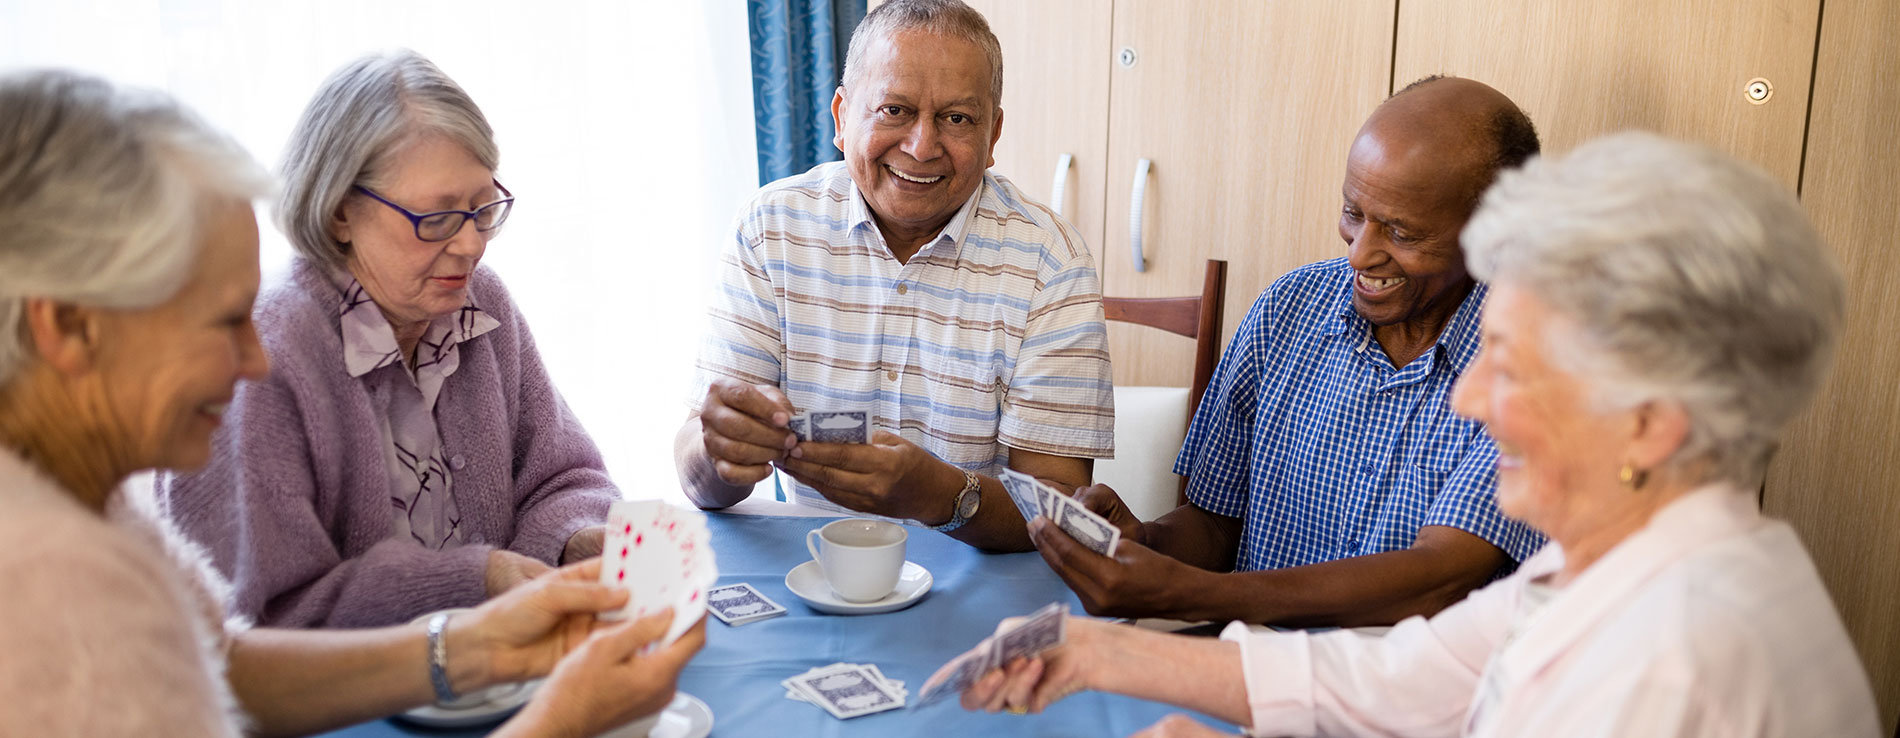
[676,0,1113,551]
[1031,77,1550,627]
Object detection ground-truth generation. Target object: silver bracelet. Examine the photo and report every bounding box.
[426,612,458,704]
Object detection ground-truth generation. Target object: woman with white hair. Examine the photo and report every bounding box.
[163,50,620,628]
[944,132,1880,737]
[0,69,701,737]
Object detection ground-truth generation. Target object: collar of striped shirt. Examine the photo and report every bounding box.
[843,175,983,261]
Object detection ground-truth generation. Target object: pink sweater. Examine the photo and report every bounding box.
[161,260,615,628]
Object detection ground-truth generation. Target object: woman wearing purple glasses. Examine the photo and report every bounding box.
[163,50,618,629]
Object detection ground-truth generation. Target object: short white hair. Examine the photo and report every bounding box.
[277,50,499,269]
[0,69,269,386]
[844,0,1003,105]
[1462,131,1844,487]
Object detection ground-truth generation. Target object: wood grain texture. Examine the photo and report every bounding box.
[1767,0,1900,730]
[1394,0,1820,187]
[962,0,1113,255]
[1100,0,1396,387]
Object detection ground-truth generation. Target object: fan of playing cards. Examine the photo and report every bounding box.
[998,469,1122,557]
[914,602,1069,707]
[597,500,717,646]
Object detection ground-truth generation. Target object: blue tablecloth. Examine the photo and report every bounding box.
[322,513,1234,737]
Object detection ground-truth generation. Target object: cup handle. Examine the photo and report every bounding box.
[806,529,825,576]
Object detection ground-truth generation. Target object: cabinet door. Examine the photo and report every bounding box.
[1100,0,1396,388]
[964,0,1113,253]
[1768,0,1900,731]
[1394,0,1819,187]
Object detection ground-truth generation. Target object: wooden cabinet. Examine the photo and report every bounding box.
[969,0,1393,388]
[1394,0,1820,188]
[1766,0,1900,728]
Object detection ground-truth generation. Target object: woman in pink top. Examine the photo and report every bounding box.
[0,70,701,736]
[945,133,1881,737]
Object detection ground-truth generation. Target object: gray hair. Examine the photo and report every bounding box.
[277,50,498,269]
[0,69,269,386]
[1462,131,1844,488]
[843,0,1003,105]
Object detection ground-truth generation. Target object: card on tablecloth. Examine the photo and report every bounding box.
[597,500,717,646]
[707,582,788,626]
[914,602,1068,707]
[782,663,907,719]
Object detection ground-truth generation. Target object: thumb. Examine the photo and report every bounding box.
[530,580,628,616]
[588,608,674,661]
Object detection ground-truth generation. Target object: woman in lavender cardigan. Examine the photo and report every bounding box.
[163,50,615,628]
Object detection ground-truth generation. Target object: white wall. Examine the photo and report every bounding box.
[0,0,762,503]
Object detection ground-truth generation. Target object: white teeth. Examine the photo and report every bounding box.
[202,403,228,417]
[888,165,943,184]
[1358,274,1406,291]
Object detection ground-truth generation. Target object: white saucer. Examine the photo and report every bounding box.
[394,679,539,729]
[601,692,715,738]
[785,560,932,615]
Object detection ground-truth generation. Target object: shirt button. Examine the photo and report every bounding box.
[1360,463,1375,475]
[1344,538,1360,551]
[886,370,899,381]
[450,455,467,470]
[896,283,908,295]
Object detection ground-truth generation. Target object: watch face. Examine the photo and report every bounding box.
[958,487,981,518]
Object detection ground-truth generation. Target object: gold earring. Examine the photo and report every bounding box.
[1618,464,1648,490]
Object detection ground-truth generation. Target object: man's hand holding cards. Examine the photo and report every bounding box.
[999,469,1120,557]
[597,500,717,646]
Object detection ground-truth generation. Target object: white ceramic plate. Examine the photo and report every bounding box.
[601,692,715,738]
[784,560,932,615]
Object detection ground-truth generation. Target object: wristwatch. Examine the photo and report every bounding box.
[929,468,983,533]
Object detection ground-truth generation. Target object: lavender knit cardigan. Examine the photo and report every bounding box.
[160,260,615,628]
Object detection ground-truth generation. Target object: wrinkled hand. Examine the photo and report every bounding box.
[1071,483,1146,544]
[958,616,1105,714]
[486,549,554,597]
[459,559,628,688]
[697,378,796,487]
[1131,714,1241,738]
[560,525,606,564]
[778,431,956,522]
[510,610,707,738]
[1031,517,1202,619]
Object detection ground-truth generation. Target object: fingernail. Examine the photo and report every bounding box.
[790,446,803,459]
[773,412,788,426]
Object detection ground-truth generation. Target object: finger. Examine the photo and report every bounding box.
[777,456,878,493]
[530,580,629,615]
[1030,519,1106,599]
[961,668,1006,710]
[709,379,791,426]
[711,458,776,487]
[591,608,673,661]
[980,666,1017,713]
[1072,484,1122,514]
[702,422,793,463]
[783,439,873,469]
[645,615,708,672]
[754,384,796,417]
[1003,657,1045,712]
[550,557,603,581]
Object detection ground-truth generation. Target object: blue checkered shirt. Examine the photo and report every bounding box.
[1174,258,1543,572]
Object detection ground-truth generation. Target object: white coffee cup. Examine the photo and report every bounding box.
[805,518,907,602]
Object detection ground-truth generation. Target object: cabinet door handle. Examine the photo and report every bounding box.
[1051,152,1074,219]
[1129,157,1152,273]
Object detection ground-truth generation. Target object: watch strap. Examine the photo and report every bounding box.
[928,468,982,533]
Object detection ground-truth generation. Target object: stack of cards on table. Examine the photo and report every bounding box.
[914,602,1069,707]
[998,468,1122,557]
[788,409,869,444]
[782,663,907,719]
[705,582,787,626]
[597,500,717,646]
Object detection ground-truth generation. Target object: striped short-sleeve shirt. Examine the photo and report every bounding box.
[695,162,1115,508]
[1174,258,1543,572]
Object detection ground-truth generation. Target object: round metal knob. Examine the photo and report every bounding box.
[1745,77,1773,104]
[1119,47,1138,68]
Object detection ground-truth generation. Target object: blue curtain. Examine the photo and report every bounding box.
[747,0,866,186]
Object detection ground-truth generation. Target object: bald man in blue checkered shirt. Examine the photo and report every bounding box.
[1031,77,1550,627]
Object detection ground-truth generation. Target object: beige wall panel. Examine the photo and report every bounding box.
[1395,0,1819,188]
[1768,0,1900,730]
[1102,0,1396,387]
[964,0,1114,256]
